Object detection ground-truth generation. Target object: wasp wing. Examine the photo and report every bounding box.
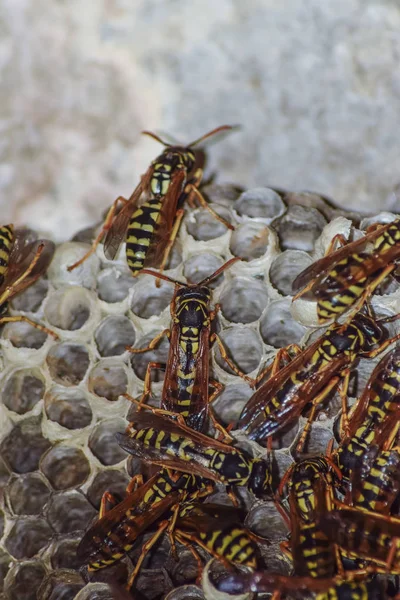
[291,227,384,295]
[142,168,186,268]
[162,321,210,432]
[3,238,55,298]
[77,473,180,565]
[103,166,154,261]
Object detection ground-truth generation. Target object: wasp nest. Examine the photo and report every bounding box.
[0,184,396,600]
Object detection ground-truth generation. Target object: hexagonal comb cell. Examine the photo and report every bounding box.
[40,445,91,490]
[86,470,130,509]
[186,205,233,240]
[88,418,128,466]
[88,359,128,402]
[4,561,46,600]
[46,491,97,534]
[183,253,224,287]
[1,416,51,473]
[260,298,307,348]
[274,204,327,251]
[234,187,285,219]
[96,266,134,303]
[45,287,93,330]
[219,277,269,323]
[229,222,270,261]
[130,275,174,318]
[3,321,48,349]
[5,518,53,559]
[214,326,263,375]
[95,316,135,357]
[45,386,92,429]
[0,549,13,592]
[212,382,253,425]
[50,538,82,571]
[37,570,85,600]
[6,473,51,515]
[46,343,90,386]
[2,368,45,414]
[11,278,49,312]
[269,249,312,296]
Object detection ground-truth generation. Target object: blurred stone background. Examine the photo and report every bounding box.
[2,0,400,241]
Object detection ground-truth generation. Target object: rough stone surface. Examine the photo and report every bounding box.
[1,0,400,240]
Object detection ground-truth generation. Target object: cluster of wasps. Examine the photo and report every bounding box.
[6,126,400,599]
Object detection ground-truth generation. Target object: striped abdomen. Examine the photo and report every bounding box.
[316,253,369,321]
[125,197,163,275]
[0,224,14,287]
[353,449,400,514]
[293,522,336,578]
[86,471,203,570]
[198,526,258,567]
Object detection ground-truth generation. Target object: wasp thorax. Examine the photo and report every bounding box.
[248,458,271,496]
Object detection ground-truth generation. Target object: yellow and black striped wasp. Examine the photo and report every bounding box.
[292,217,400,323]
[0,224,57,338]
[272,456,343,600]
[126,258,251,433]
[333,345,400,494]
[218,572,386,599]
[237,312,400,447]
[116,411,272,498]
[318,505,400,574]
[77,469,213,579]
[67,126,235,276]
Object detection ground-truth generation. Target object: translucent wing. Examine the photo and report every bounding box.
[103,167,153,260]
[77,473,180,564]
[141,168,186,269]
[3,238,55,298]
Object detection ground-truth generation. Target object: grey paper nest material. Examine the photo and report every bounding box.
[0,185,397,600]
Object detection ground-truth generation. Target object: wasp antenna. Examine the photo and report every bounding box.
[141,131,170,147]
[197,257,241,287]
[188,124,240,148]
[139,269,185,287]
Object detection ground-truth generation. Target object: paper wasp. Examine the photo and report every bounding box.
[0,224,57,339]
[67,126,235,275]
[77,470,212,575]
[126,258,252,433]
[277,458,340,582]
[318,506,400,573]
[335,345,400,482]
[218,572,385,599]
[116,411,272,497]
[292,217,400,323]
[237,312,400,447]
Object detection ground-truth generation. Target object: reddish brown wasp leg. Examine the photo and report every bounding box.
[382,423,400,452]
[123,362,164,412]
[338,369,351,439]
[125,329,170,353]
[364,331,400,359]
[155,209,185,288]
[0,315,59,340]
[122,393,188,427]
[210,332,255,385]
[67,196,129,271]
[126,474,144,494]
[253,344,302,387]
[0,245,59,344]
[208,380,233,443]
[126,520,170,590]
[166,500,182,560]
[295,376,342,454]
[188,182,235,231]
[98,474,144,520]
[173,532,204,583]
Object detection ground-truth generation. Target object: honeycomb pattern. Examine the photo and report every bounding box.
[0,183,397,599]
